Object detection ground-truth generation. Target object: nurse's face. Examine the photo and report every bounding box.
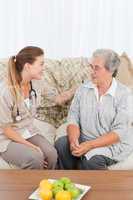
[25,55,44,80]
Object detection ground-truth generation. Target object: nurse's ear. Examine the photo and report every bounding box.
[23,62,32,73]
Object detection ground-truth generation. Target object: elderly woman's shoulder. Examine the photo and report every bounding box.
[116,80,132,96]
[80,80,93,89]
[75,80,92,92]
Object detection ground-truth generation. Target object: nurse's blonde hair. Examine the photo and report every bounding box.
[8,46,44,103]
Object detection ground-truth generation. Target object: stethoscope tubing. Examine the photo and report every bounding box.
[15,81,37,122]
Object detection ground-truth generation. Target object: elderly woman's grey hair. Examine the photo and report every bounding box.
[92,49,120,77]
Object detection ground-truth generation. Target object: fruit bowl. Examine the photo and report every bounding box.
[29,179,91,200]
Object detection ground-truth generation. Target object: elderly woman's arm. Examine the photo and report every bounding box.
[66,86,82,150]
[67,124,80,151]
[72,131,119,157]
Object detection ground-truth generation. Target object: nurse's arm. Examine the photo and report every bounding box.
[54,86,77,106]
[3,127,40,151]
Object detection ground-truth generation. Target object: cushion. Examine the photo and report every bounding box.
[33,119,56,145]
[0,58,8,80]
[0,157,18,169]
[37,57,90,128]
[60,57,90,90]
[109,151,133,170]
[55,123,67,141]
[116,53,133,87]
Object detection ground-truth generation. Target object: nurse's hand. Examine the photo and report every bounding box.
[32,145,48,168]
[33,145,43,155]
[44,158,48,169]
[72,141,93,157]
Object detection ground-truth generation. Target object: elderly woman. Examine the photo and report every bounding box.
[55,49,133,170]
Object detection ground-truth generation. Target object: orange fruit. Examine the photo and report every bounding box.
[55,190,72,200]
[39,188,53,200]
[39,179,52,190]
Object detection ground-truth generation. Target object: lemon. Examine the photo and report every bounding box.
[39,188,53,200]
[55,190,72,200]
[39,179,52,190]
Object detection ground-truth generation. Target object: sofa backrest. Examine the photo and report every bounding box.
[116,53,133,88]
[0,54,133,128]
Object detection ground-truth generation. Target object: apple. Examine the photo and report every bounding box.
[64,183,75,190]
[67,187,80,199]
[53,180,64,189]
[60,177,71,185]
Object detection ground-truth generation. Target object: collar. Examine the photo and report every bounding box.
[105,78,117,97]
[83,78,117,97]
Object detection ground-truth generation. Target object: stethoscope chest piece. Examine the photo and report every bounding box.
[15,81,37,122]
[15,115,22,122]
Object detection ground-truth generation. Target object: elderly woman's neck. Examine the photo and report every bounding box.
[97,77,113,95]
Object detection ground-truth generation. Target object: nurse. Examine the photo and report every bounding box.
[0,46,57,169]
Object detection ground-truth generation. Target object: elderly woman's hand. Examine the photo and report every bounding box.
[70,139,80,152]
[72,141,93,157]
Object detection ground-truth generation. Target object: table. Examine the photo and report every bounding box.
[0,170,133,200]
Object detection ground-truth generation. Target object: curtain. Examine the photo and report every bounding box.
[0,0,133,58]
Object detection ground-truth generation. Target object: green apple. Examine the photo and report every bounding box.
[60,177,71,185]
[64,182,75,190]
[67,187,80,199]
[53,180,64,189]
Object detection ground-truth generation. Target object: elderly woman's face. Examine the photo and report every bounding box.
[90,57,112,85]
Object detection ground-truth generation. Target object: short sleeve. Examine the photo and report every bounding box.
[0,84,14,128]
[67,86,82,127]
[110,91,131,141]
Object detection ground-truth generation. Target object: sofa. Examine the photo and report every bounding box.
[0,53,133,169]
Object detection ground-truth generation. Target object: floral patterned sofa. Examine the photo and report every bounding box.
[0,53,133,169]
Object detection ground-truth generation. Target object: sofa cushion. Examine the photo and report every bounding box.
[0,157,18,169]
[55,122,68,141]
[33,119,56,145]
[59,57,90,90]
[0,58,8,80]
[116,53,133,87]
[109,151,133,170]
[37,57,90,128]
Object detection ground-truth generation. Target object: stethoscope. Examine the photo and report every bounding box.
[15,81,37,122]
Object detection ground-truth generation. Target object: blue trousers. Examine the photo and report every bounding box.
[55,136,117,170]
